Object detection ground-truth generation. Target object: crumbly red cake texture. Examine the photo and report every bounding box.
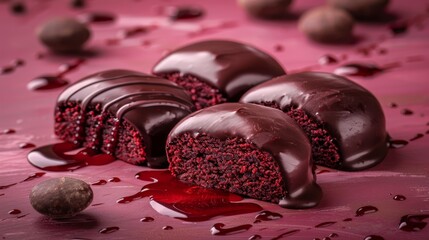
[54,102,147,165]
[261,101,341,168]
[159,73,226,110]
[167,133,287,203]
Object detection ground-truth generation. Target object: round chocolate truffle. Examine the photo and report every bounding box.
[240,72,388,171]
[238,0,293,19]
[327,0,390,20]
[167,103,322,209]
[152,40,285,110]
[55,69,194,167]
[30,177,93,218]
[298,6,354,43]
[37,18,91,53]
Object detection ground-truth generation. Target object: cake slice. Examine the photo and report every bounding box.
[240,72,389,171]
[152,40,285,110]
[54,69,194,168]
[166,103,322,209]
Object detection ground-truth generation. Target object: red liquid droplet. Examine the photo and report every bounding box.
[315,221,336,228]
[91,180,107,186]
[323,237,331,240]
[19,142,35,149]
[169,6,204,20]
[388,139,408,149]
[249,234,262,240]
[1,128,16,134]
[92,203,104,206]
[13,59,25,67]
[274,45,283,52]
[401,109,414,115]
[409,133,424,141]
[271,229,300,240]
[364,235,384,240]
[399,214,429,232]
[8,209,21,215]
[316,169,331,174]
[27,75,68,91]
[162,226,173,230]
[0,183,17,189]
[390,21,408,35]
[108,177,121,182]
[343,218,352,222]
[117,170,262,222]
[58,59,85,76]
[334,63,384,77]
[1,65,14,74]
[140,217,154,222]
[389,102,398,108]
[21,172,45,182]
[99,226,119,234]
[118,27,147,38]
[329,233,339,238]
[210,223,252,236]
[81,12,116,24]
[319,55,338,65]
[356,206,378,217]
[254,210,282,223]
[27,142,116,171]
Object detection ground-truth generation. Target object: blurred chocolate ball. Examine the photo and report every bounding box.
[30,177,93,218]
[238,0,293,19]
[298,6,354,43]
[37,18,91,53]
[327,0,390,20]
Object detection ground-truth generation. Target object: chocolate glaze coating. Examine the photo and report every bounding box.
[56,69,194,167]
[241,72,388,171]
[152,40,285,101]
[168,103,322,208]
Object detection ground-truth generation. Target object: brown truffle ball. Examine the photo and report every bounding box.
[37,18,91,53]
[327,0,390,20]
[238,0,293,19]
[298,6,354,43]
[30,177,93,218]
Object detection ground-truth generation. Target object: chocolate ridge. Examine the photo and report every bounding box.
[152,40,286,100]
[240,72,388,171]
[168,103,322,208]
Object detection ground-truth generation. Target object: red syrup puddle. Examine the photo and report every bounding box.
[1,65,15,74]
[393,195,406,201]
[0,172,45,189]
[388,139,408,149]
[91,180,107,186]
[162,226,173,230]
[80,12,116,24]
[118,26,148,39]
[249,234,262,240]
[364,235,385,240]
[108,177,121,182]
[409,133,424,141]
[329,233,339,238]
[333,62,398,77]
[254,211,282,223]
[168,6,204,20]
[1,128,16,134]
[140,217,154,222]
[117,170,263,222]
[271,229,300,240]
[399,214,429,232]
[99,226,119,234]
[355,206,378,217]
[8,209,21,215]
[318,55,338,65]
[58,58,85,76]
[18,142,35,149]
[27,142,115,171]
[210,223,252,236]
[401,109,414,115]
[315,221,336,228]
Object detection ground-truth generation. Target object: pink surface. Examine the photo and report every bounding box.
[1,0,429,239]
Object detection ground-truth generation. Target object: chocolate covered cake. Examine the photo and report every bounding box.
[240,72,388,171]
[166,103,322,209]
[54,69,194,167]
[152,40,285,110]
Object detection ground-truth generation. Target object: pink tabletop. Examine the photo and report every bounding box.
[1,0,428,239]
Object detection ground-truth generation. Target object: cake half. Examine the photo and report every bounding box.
[55,69,194,167]
[166,103,322,209]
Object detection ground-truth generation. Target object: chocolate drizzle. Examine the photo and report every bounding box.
[152,40,285,100]
[55,69,194,166]
[241,72,388,171]
[168,103,322,208]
